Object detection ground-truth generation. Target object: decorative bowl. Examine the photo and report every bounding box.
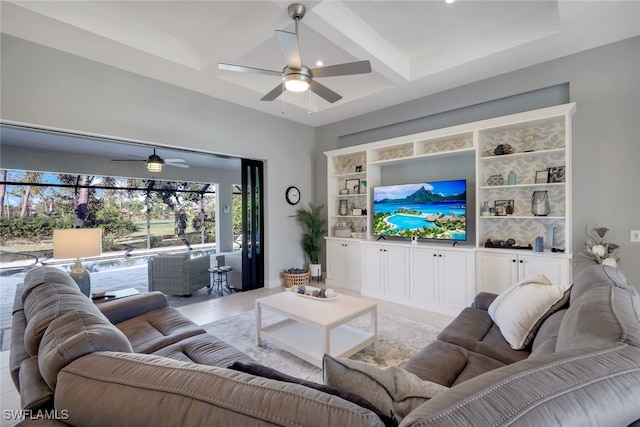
[351,232,366,239]
[334,228,352,238]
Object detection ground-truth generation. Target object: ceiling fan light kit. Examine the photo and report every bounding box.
[146,154,164,172]
[218,3,371,104]
[112,148,189,172]
[284,67,311,92]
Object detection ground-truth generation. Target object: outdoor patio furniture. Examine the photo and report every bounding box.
[147,253,210,296]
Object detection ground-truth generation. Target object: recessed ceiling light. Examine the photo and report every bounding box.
[316,60,324,67]
[446,0,456,3]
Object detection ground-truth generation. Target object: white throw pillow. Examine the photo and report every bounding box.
[488,274,571,350]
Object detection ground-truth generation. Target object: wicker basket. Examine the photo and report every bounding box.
[283,271,310,288]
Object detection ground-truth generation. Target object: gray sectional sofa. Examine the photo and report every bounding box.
[10,264,640,426]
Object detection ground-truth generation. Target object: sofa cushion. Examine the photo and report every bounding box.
[488,274,570,350]
[436,307,530,365]
[21,266,79,303]
[570,264,636,304]
[402,340,507,387]
[530,308,567,356]
[22,268,109,356]
[115,306,205,353]
[229,361,395,426]
[152,333,255,367]
[38,310,133,390]
[56,352,386,427]
[323,355,448,423]
[557,282,640,352]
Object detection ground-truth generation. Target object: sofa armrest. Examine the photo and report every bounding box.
[471,292,498,311]
[400,344,640,426]
[96,292,168,325]
[19,356,54,411]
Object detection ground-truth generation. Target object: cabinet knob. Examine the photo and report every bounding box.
[433,253,437,257]
[439,254,442,257]
[519,259,524,263]
[512,259,517,263]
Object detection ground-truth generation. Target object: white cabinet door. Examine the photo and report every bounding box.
[477,250,571,294]
[362,244,384,292]
[384,246,410,298]
[410,247,438,304]
[345,241,363,288]
[439,250,473,308]
[476,251,518,294]
[519,255,570,287]
[326,239,346,284]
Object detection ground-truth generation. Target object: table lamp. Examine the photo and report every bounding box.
[53,228,102,297]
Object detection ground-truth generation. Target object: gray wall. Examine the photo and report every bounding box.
[1,35,316,287]
[316,36,640,286]
[2,34,638,287]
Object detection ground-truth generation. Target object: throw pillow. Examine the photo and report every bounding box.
[322,355,448,423]
[488,274,571,350]
[228,362,396,427]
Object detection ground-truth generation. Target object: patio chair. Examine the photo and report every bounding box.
[147,253,210,296]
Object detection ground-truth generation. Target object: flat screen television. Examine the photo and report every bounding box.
[372,179,467,241]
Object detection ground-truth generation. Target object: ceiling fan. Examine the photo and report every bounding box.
[218,3,371,104]
[111,149,190,172]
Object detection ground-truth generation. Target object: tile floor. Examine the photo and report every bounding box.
[1,285,454,426]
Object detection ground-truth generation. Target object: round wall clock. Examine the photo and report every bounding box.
[285,186,300,205]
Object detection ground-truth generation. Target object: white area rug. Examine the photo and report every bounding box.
[204,310,440,383]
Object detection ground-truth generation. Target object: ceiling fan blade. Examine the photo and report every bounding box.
[111,159,145,162]
[261,83,285,102]
[275,30,301,69]
[311,61,372,78]
[163,158,186,163]
[218,63,281,77]
[310,80,342,104]
[166,162,190,169]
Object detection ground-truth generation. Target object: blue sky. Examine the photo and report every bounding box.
[373,180,466,202]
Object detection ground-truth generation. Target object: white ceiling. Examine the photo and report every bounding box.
[2,0,639,128]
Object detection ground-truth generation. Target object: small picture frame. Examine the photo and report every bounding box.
[346,178,361,195]
[352,208,362,216]
[339,189,349,195]
[360,179,367,194]
[547,166,565,183]
[535,170,549,184]
[494,199,514,216]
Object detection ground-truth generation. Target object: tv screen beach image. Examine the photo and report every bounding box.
[373,180,467,241]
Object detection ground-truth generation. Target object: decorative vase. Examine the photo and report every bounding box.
[544,223,558,249]
[309,263,322,282]
[508,171,517,185]
[534,236,544,252]
[339,199,348,216]
[481,201,490,216]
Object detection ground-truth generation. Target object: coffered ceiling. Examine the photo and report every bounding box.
[2,0,639,127]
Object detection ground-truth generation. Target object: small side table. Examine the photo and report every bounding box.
[208,267,233,295]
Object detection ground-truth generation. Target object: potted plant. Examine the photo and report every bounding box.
[293,202,327,279]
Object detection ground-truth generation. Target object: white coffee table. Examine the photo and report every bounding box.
[255,291,377,368]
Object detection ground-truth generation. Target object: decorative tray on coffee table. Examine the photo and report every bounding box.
[286,285,337,301]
